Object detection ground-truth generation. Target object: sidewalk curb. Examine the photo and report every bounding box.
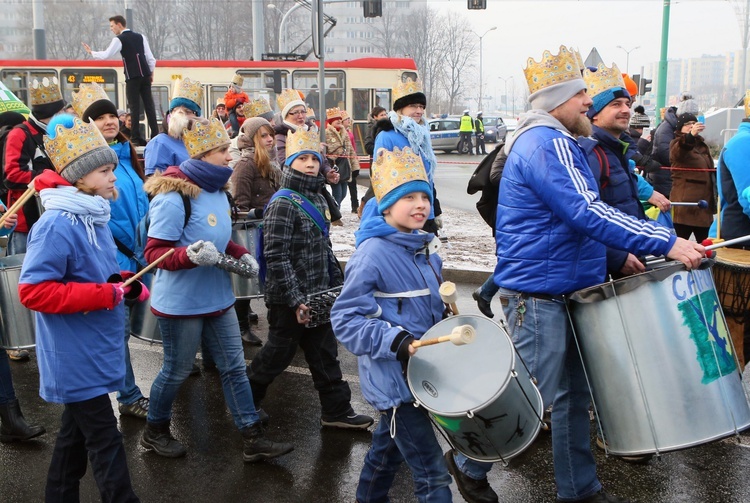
[339,259,488,285]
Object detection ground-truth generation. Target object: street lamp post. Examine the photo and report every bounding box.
[267,2,305,53]
[616,45,640,74]
[470,27,497,112]
[498,76,514,115]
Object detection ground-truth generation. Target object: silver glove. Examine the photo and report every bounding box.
[434,215,444,229]
[186,240,220,266]
[240,253,260,277]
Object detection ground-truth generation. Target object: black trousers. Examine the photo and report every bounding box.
[348,170,360,210]
[45,394,139,503]
[459,132,473,154]
[125,76,158,142]
[475,134,486,154]
[248,304,352,419]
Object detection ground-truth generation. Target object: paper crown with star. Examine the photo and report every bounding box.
[240,97,272,119]
[277,89,305,114]
[326,107,343,121]
[523,45,584,96]
[371,147,432,213]
[43,115,118,183]
[71,82,117,121]
[29,77,63,106]
[172,78,203,107]
[393,78,423,104]
[285,128,320,160]
[582,62,626,100]
[182,118,230,159]
[231,73,244,87]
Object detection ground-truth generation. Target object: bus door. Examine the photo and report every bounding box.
[0,68,58,107]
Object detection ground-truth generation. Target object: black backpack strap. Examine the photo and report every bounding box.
[593,145,610,189]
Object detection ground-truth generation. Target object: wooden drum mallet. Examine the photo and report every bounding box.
[439,281,459,315]
[411,324,476,348]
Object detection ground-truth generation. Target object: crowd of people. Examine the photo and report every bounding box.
[1,20,747,503]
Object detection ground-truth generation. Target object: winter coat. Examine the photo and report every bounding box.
[144,133,188,176]
[496,110,675,295]
[648,106,679,196]
[224,88,250,111]
[331,230,444,411]
[263,166,343,308]
[715,121,750,240]
[230,148,282,214]
[325,124,360,180]
[4,119,54,232]
[669,131,716,228]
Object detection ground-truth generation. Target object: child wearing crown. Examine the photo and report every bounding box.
[224,74,250,137]
[140,117,293,462]
[247,128,374,430]
[18,115,148,501]
[330,146,452,502]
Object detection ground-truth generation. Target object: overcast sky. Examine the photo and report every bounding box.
[423,0,741,108]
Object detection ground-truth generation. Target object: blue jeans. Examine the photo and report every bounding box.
[7,231,27,255]
[357,404,452,503]
[147,308,259,429]
[117,303,146,405]
[331,181,348,207]
[478,273,499,302]
[454,287,601,501]
[0,349,16,405]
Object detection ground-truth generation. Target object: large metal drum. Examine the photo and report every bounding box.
[407,315,544,463]
[713,247,750,369]
[0,254,36,350]
[230,217,264,299]
[129,275,161,344]
[567,260,750,456]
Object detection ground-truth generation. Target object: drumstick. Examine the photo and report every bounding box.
[670,199,708,208]
[643,234,750,266]
[411,325,476,348]
[122,249,175,287]
[0,183,36,227]
[438,281,459,315]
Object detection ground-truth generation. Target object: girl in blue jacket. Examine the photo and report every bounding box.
[19,114,147,502]
[331,147,452,503]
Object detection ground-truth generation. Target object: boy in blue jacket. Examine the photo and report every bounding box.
[331,146,452,503]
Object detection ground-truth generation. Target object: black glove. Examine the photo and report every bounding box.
[253,208,264,220]
[392,330,415,362]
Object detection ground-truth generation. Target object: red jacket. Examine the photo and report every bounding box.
[223,89,250,111]
[4,121,55,232]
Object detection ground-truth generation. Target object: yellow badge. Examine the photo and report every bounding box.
[207,214,217,226]
[325,209,331,220]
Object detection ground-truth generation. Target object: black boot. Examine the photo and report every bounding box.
[241,327,263,346]
[0,399,46,443]
[141,421,187,458]
[247,304,259,322]
[241,423,294,463]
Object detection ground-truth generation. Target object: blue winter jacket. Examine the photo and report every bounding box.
[331,228,444,411]
[711,121,750,240]
[109,141,149,272]
[495,111,676,295]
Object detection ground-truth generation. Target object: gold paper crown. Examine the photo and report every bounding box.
[326,107,342,121]
[71,82,111,118]
[340,110,350,120]
[524,46,583,96]
[393,78,423,103]
[240,97,272,118]
[582,62,625,99]
[29,77,63,106]
[231,74,244,87]
[745,90,750,118]
[182,118,230,159]
[276,88,305,111]
[371,147,429,203]
[285,128,320,160]
[43,117,109,172]
[172,77,204,107]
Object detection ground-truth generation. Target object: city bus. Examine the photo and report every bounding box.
[0,57,418,164]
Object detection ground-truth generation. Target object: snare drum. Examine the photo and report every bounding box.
[567,260,750,456]
[0,254,36,350]
[130,298,162,344]
[407,315,544,463]
[712,247,750,368]
[230,217,264,299]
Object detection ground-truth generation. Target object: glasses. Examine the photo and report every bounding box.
[682,121,696,128]
[405,104,426,111]
[287,109,307,117]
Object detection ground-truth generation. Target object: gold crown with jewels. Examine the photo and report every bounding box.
[326,107,342,121]
[582,62,625,99]
[231,74,244,87]
[285,128,320,160]
[745,90,750,118]
[43,117,109,172]
[71,82,111,118]
[172,77,204,107]
[524,46,583,96]
[29,77,63,106]
[393,78,423,103]
[276,88,305,111]
[371,147,428,203]
[182,118,230,159]
[240,97,272,118]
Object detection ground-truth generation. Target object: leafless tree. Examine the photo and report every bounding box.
[175,0,253,60]
[437,15,476,114]
[133,0,174,60]
[45,1,111,59]
[370,2,402,58]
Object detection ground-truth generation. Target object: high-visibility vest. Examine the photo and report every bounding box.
[459,115,473,132]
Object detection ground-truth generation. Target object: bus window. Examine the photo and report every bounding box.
[209,85,229,112]
[152,85,170,121]
[401,71,418,83]
[1,69,58,105]
[292,70,345,111]
[60,69,118,106]
[236,70,288,111]
[351,89,369,121]
[375,89,391,112]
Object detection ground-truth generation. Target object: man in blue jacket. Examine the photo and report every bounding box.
[445,46,705,503]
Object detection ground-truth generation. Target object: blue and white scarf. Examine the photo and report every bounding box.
[40,186,111,249]
[387,110,436,186]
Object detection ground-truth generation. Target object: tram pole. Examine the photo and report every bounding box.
[313,0,326,143]
[32,0,46,60]
[252,0,265,61]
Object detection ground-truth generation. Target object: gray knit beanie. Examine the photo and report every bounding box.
[676,93,699,116]
[237,117,272,150]
[61,146,119,184]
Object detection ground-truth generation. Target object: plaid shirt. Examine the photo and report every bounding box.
[263,166,343,307]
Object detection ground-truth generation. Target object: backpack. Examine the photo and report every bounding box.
[466,142,504,230]
[0,125,13,202]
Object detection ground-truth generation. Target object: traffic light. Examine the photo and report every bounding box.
[631,74,641,96]
[640,78,652,96]
[363,0,382,18]
[468,0,487,9]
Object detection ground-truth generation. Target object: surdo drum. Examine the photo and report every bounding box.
[712,247,750,368]
[567,260,750,456]
[407,315,544,463]
[0,254,36,350]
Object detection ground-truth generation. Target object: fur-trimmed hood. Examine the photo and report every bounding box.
[143,167,202,199]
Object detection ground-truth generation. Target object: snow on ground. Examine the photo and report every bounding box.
[330,185,496,272]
